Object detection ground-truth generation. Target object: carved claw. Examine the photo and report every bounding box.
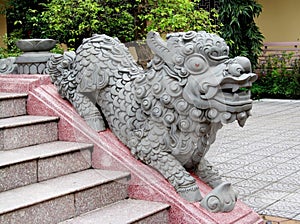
[84,115,106,132]
[177,184,203,202]
[196,158,223,188]
[200,182,237,213]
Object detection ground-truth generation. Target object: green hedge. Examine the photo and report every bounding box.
[252,53,300,99]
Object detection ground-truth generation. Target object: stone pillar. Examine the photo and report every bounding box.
[15,39,57,74]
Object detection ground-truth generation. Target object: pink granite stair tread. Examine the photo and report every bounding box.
[60,199,170,224]
[0,92,27,118]
[0,141,93,167]
[0,92,27,99]
[0,115,59,129]
[0,169,130,215]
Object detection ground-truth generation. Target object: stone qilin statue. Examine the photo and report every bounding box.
[46,31,257,213]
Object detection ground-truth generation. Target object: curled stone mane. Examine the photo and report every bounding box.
[46,31,257,213]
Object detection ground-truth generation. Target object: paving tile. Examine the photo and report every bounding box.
[240,196,276,211]
[196,100,300,221]
[258,208,296,220]
[207,156,230,164]
[264,182,299,193]
[236,154,265,163]
[294,214,300,221]
[281,192,300,203]
[259,209,298,220]
[274,163,299,171]
[214,163,242,171]
[215,152,240,159]
[223,148,256,155]
[222,170,257,179]
[265,201,300,215]
[274,151,300,159]
[263,156,292,164]
[221,177,245,185]
[233,185,261,198]
[250,161,277,169]
[213,168,233,176]
[225,158,252,166]
[240,165,269,173]
[261,215,300,224]
[284,148,300,155]
[279,173,300,185]
[287,156,300,165]
[251,190,290,201]
[234,179,272,190]
[250,149,280,157]
[249,173,284,183]
[262,168,296,177]
[269,143,296,151]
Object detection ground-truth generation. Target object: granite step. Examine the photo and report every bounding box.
[0,115,59,150]
[0,92,27,118]
[60,199,170,224]
[0,141,93,192]
[0,169,130,224]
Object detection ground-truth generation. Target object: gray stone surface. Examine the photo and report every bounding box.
[16,39,57,52]
[0,195,75,224]
[38,150,92,181]
[61,199,170,224]
[0,141,93,191]
[0,169,130,219]
[75,182,129,215]
[0,92,27,118]
[206,99,300,220]
[15,39,57,74]
[0,57,18,74]
[0,160,37,192]
[47,31,258,212]
[0,115,59,150]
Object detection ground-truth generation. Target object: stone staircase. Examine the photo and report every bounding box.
[0,92,170,224]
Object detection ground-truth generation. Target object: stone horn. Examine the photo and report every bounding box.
[146,31,173,64]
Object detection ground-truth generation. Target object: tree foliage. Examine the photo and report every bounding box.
[0,0,47,38]
[218,0,264,67]
[1,0,219,50]
[40,0,137,49]
[138,0,219,35]
[252,53,300,99]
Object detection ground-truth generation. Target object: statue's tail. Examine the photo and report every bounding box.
[45,51,106,131]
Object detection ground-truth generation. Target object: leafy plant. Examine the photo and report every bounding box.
[252,53,300,99]
[1,0,47,39]
[40,0,137,49]
[0,31,22,59]
[139,0,219,35]
[218,0,264,67]
[1,0,220,53]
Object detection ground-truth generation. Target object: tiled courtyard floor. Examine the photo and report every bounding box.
[207,99,300,221]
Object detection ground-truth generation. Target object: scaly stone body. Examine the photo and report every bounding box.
[46,31,257,213]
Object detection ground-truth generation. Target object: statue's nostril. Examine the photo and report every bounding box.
[235,56,252,73]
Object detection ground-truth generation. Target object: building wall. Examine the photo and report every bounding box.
[256,0,300,42]
[0,0,7,47]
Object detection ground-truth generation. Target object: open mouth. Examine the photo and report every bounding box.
[214,73,257,107]
[216,85,252,106]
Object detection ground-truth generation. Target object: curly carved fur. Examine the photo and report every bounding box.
[46,31,257,212]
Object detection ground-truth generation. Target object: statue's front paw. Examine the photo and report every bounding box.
[200,182,237,213]
[177,184,203,202]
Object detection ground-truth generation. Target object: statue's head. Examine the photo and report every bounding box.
[146,31,257,127]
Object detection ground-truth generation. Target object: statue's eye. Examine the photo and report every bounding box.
[183,44,194,55]
[185,54,208,75]
[211,51,219,57]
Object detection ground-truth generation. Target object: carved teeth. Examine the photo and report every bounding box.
[232,85,240,92]
[233,93,239,101]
